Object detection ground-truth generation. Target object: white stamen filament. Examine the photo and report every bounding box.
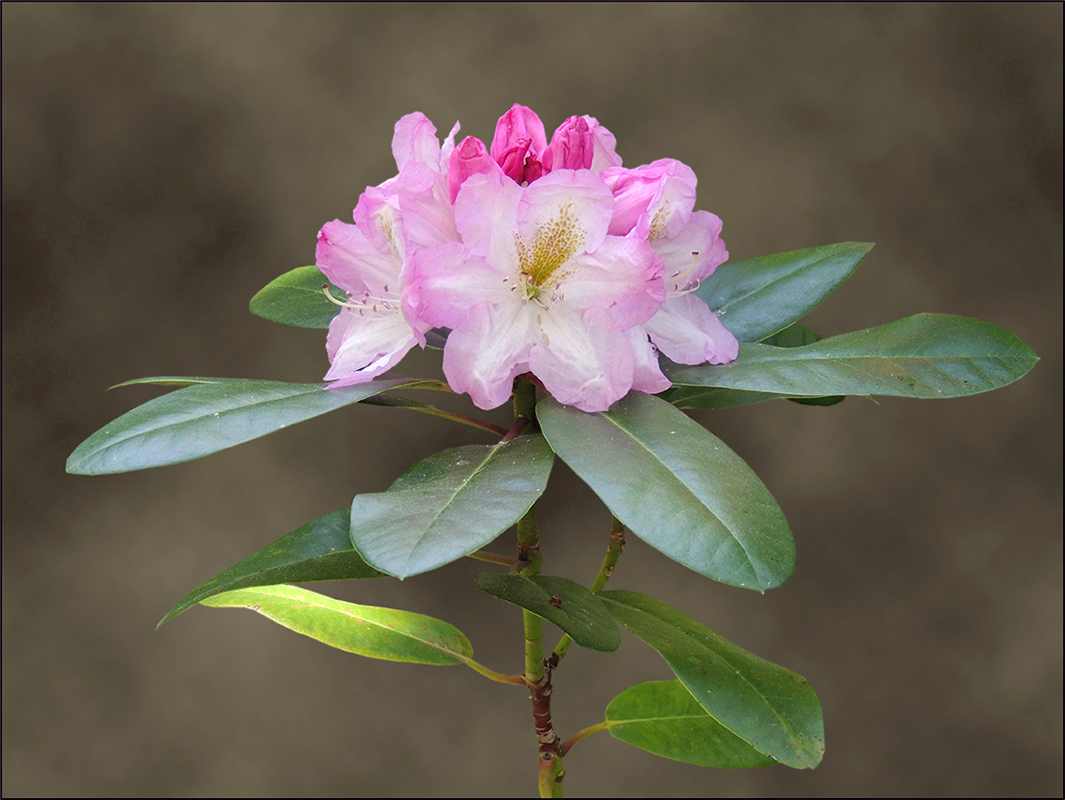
[322,285,399,313]
[668,252,703,296]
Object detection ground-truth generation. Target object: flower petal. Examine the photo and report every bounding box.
[316,219,396,296]
[644,292,739,365]
[652,209,728,293]
[602,159,697,238]
[392,112,447,173]
[441,304,535,409]
[324,307,419,386]
[625,327,672,394]
[528,306,634,412]
[409,241,518,330]
[552,235,665,330]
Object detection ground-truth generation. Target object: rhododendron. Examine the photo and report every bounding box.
[69,98,1038,799]
[321,104,737,411]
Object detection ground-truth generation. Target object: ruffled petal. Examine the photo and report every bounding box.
[441,304,535,410]
[602,159,697,239]
[625,327,672,394]
[316,219,396,297]
[553,235,665,330]
[528,306,634,412]
[409,241,520,330]
[392,112,444,172]
[324,307,419,386]
[644,292,739,365]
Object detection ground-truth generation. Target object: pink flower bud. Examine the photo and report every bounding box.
[490,104,547,164]
[496,137,532,183]
[448,136,500,202]
[546,116,595,171]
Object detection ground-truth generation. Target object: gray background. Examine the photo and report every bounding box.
[3,4,1061,797]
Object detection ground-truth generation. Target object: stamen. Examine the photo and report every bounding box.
[321,285,398,312]
[667,252,704,296]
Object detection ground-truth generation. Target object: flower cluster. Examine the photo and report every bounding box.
[317,105,737,412]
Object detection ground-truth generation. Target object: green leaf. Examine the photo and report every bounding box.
[201,584,474,666]
[698,242,872,342]
[67,375,429,475]
[599,591,824,769]
[760,323,824,348]
[249,265,344,329]
[659,323,844,409]
[538,393,794,592]
[663,314,1039,399]
[349,434,554,579]
[605,680,776,768]
[110,376,226,388]
[159,509,386,627]
[474,573,620,652]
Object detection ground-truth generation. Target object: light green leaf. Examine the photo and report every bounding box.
[201,584,473,665]
[67,375,431,475]
[697,242,872,342]
[350,434,554,579]
[605,680,776,768]
[599,591,824,769]
[474,573,620,652]
[160,509,386,627]
[664,314,1038,399]
[249,265,344,329]
[538,394,794,592]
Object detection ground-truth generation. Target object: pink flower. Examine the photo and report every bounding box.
[319,113,458,387]
[410,168,665,412]
[318,106,736,408]
[602,159,738,389]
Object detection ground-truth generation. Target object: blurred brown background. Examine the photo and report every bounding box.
[3,4,1061,797]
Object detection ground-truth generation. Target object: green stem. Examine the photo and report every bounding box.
[538,751,565,798]
[551,516,626,666]
[466,549,520,568]
[561,721,610,756]
[457,656,526,685]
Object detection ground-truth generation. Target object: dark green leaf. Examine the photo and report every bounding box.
[249,265,344,329]
[664,314,1039,399]
[67,375,430,475]
[599,591,824,769]
[349,434,554,579]
[697,242,872,342]
[605,680,776,768]
[474,573,620,652]
[538,394,794,592]
[159,509,386,627]
[201,584,474,665]
[760,324,824,348]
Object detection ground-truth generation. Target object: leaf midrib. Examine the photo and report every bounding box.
[237,586,467,659]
